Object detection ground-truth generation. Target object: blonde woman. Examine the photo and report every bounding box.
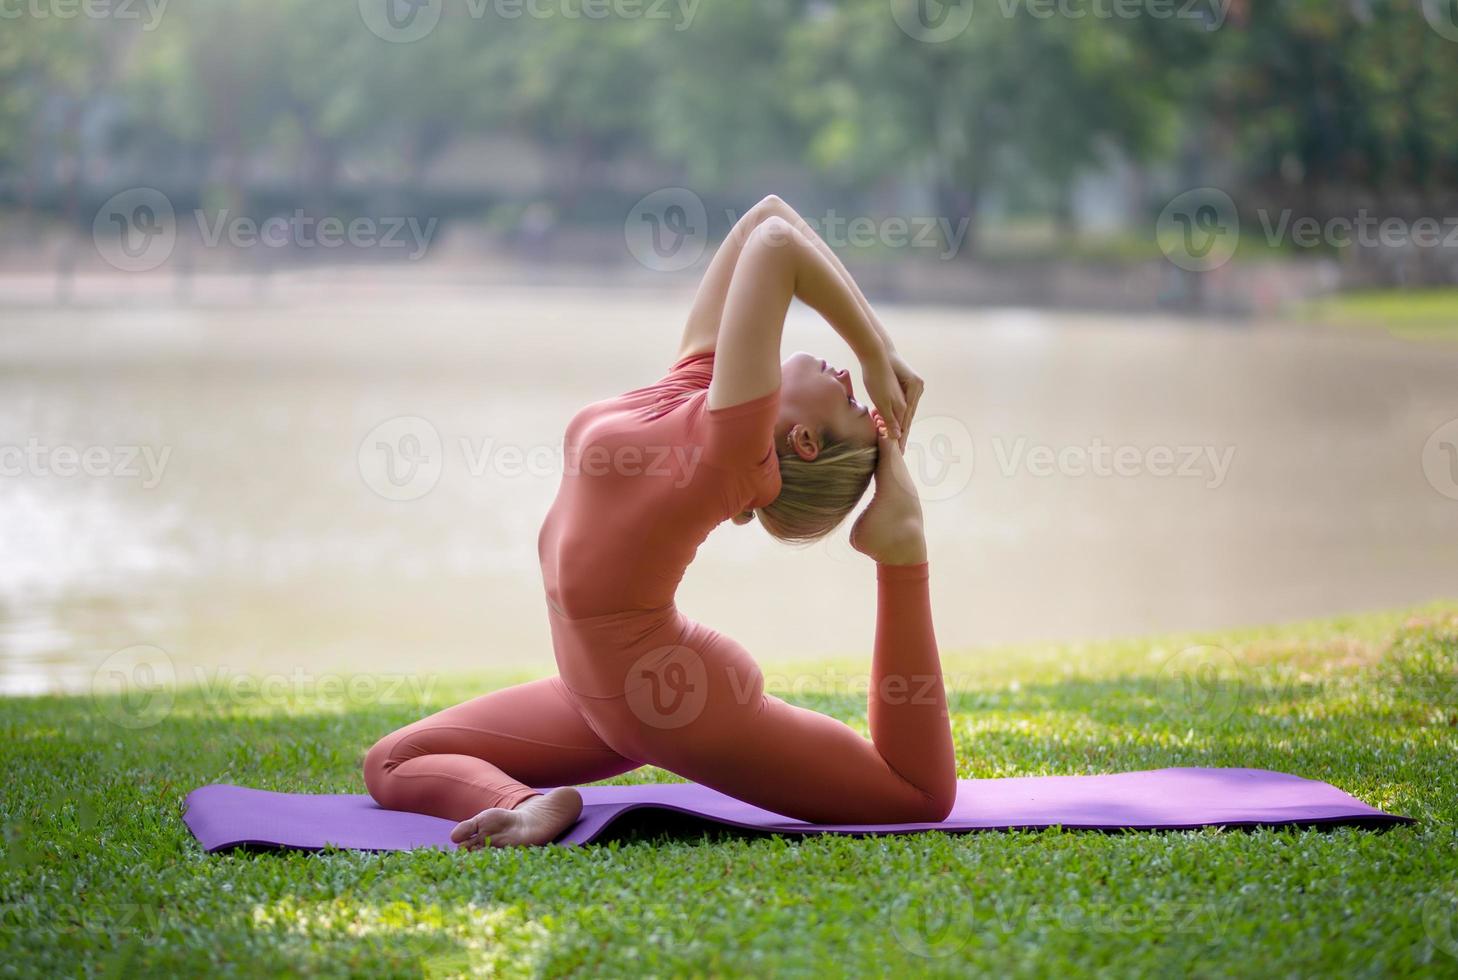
[365,195,956,847]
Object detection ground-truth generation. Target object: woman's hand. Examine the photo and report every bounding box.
[885,350,924,450]
[850,431,928,565]
[859,349,907,445]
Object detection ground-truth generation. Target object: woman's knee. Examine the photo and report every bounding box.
[916,784,956,824]
[362,733,401,805]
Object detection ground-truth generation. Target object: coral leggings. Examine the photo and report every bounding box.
[364,563,957,826]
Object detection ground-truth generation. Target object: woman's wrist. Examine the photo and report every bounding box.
[851,330,887,366]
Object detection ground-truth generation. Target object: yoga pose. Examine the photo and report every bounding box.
[364,195,957,846]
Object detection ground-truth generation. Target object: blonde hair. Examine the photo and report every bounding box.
[755,436,878,544]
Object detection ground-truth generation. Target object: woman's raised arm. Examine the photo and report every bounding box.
[682,195,923,444]
[678,195,899,360]
[705,215,910,441]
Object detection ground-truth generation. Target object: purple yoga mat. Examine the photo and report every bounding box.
[181,768,1410,852]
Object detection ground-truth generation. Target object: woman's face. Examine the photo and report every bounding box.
[777,351,879,448]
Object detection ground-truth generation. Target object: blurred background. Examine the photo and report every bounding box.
[3,0,1457,695]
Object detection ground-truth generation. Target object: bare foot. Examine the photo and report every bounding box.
[449,787,583,849]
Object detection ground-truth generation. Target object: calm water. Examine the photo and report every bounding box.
[4,283,1457,695]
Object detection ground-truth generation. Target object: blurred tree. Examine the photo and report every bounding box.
[784,1,1211,253]
[124,0,293,214]
[1214,0,1458,202]
[0,0,1453,287]
[642,0,814,189]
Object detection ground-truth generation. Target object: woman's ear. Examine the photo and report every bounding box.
[787,423,820,462]
[732,510,756,526]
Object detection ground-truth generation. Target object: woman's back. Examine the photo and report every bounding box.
[536,352,781,620]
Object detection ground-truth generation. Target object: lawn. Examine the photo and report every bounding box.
[3,604,1457,977]
[1295,289,1458,342]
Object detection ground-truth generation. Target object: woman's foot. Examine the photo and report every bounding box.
[449,787,583,849]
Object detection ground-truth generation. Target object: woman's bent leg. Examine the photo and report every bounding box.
[614,563,957,825]
[363,676,639,822]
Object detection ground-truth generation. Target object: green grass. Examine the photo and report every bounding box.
[3,604,1458,977]
[1294,289,1458,342]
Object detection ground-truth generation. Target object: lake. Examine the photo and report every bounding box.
[3,281,1456,695]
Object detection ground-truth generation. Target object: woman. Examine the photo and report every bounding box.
[364,195,957,847]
